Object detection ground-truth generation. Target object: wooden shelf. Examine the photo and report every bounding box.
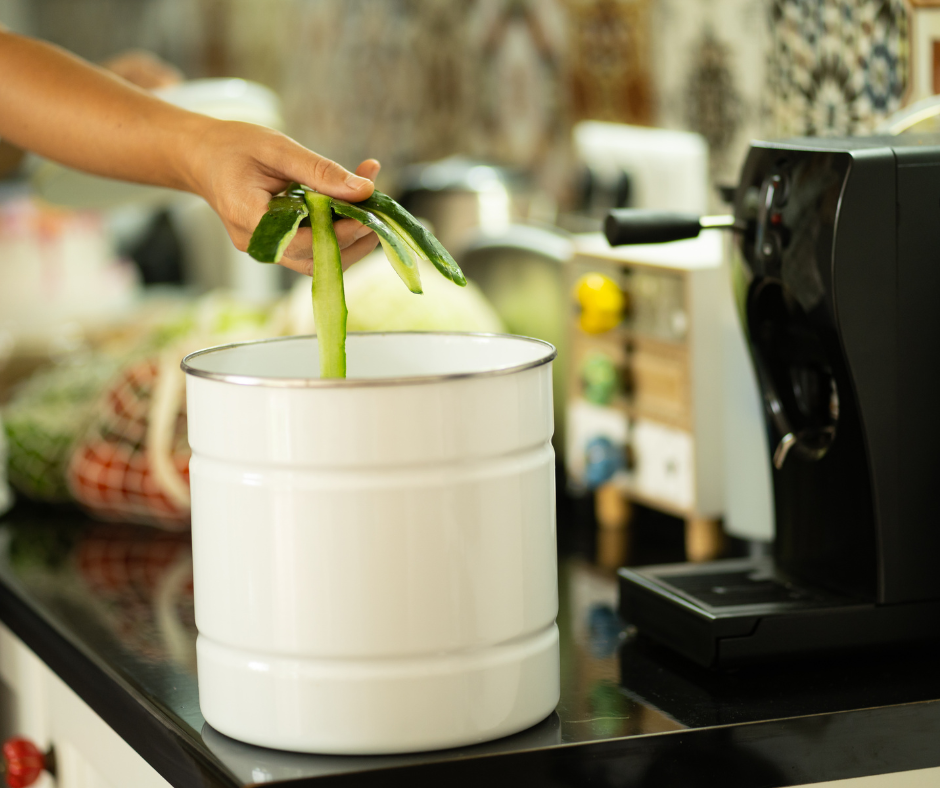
[607,480,694,520]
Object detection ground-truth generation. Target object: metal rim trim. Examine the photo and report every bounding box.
[180,331,557,389]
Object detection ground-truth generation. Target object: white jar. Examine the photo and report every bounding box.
[182,333,559,755]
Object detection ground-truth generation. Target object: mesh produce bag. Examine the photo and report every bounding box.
[4,357,120,502]
[65,294,281,529]
[66,350,192,529]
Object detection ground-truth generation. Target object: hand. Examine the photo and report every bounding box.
[188,120,380,276]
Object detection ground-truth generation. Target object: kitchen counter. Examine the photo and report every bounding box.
[1,502,939,787]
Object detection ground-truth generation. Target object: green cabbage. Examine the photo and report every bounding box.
[287,250,504,335]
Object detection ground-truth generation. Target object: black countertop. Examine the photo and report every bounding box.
[1,503,940,788]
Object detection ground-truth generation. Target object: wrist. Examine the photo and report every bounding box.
[171,111,218,198]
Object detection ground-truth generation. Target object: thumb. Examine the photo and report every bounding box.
[300,150,374,202]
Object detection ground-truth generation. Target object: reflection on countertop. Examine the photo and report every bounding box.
[2,502,940,787]
[0,503,681,784]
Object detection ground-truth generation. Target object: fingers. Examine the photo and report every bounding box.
[355,158,381,183]
[274,230,379,275]
[295,149,374,203]
[276,217,376,274]
[263,134,381,200]
[333,217,375,249]
[276,255,313,277]
[341,231,381,269]
[265,134,374,202]
[277,227,313,274]
[251,146,382,275]
[336,159,381,262]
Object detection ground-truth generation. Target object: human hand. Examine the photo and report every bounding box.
[187,120,380,276]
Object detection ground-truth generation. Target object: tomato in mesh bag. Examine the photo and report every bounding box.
[66,354,191,529]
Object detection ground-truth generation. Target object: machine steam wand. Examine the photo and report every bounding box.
[604,210,740,247]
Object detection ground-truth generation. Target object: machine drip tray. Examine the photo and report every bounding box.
[662,568,826,608]
[618,558,940,668]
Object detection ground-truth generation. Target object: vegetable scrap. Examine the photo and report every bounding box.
[247,183,466,378]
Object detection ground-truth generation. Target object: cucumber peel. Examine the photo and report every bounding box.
[246,193,308,263]
[360,189,467,286]
[305,191,347,379]
[330,198,422,294]
[246,179,465,379]
[373,210,429,261]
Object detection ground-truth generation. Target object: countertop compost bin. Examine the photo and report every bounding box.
[181,332,559,754]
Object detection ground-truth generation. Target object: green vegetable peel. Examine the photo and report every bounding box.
[304,191,347,379]
[246,181,466,379]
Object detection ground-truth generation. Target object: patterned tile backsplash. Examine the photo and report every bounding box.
[3,0,934,200]
[766,0,910,138]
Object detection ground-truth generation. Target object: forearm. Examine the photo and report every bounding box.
[0,29,207,193]
[0,26,381,274]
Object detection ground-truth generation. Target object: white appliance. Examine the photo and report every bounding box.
[573,121,710,213]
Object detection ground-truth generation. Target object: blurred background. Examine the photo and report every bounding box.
[1,0,927,206]
[0,0,934,572]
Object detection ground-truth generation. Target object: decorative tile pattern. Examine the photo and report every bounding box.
[652,0,767,198]
[566,0,653,125]
[221,0,477,189]
[4,0,923,205]
[468,0,569,196]
[683,29,745,179]
[408,0,479,162]
[274,1,434,174]
[766,0,911,137]
[470,0,566,161]
[907,4,940,102]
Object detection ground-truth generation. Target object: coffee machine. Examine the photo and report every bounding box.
[609,135,940,668]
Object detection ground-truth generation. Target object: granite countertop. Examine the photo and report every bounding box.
[1,502,939,788]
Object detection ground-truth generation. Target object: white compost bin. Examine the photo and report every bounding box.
[181,333,560,754]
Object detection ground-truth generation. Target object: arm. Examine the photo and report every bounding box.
[0,44,183,180]
[0,29,379,273]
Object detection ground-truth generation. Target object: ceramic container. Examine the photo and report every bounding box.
[182,333,559,754]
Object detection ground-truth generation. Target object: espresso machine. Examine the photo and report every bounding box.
[609,135,940,667]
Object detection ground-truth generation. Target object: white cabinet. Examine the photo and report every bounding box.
[566,232,727,566]
[0,622,171,788]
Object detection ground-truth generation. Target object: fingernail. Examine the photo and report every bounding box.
[354,224,373,239]
[345,174,370,189]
